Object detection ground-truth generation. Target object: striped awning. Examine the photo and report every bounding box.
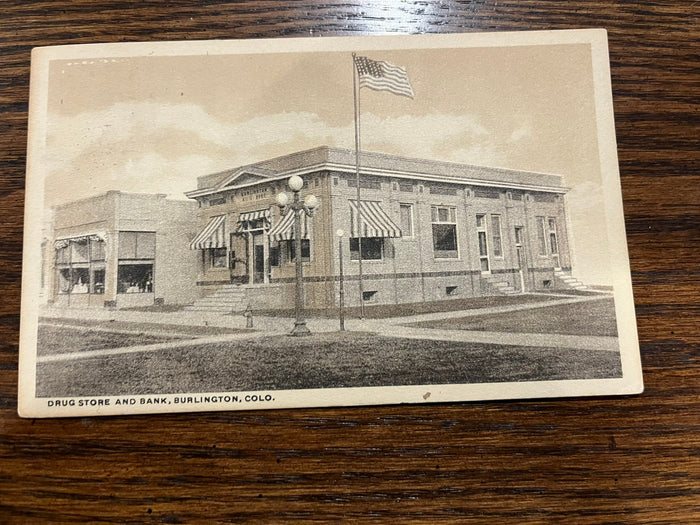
[349,200,402,238]
[238,209,270,223]
[236,208,271,232]
[268,209,309,242]
[190,215,226,250]
[54,233,105,249]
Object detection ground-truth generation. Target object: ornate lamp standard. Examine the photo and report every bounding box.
[336,229,346,331]
[276,175,319,336]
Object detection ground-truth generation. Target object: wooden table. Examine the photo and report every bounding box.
[1,2,698,522]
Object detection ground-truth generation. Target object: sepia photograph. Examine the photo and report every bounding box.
[18,29,643,417]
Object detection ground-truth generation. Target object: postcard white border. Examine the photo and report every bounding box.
[19,29,643,418]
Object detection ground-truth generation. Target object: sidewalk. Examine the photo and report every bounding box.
[40,294,619,358]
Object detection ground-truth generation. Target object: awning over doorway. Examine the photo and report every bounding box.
[238,209,270,222]
[268,209,309,242]
[235,208,271,232]
[189,215,226,250]
[349,200,402,238]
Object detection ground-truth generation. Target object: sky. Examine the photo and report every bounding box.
[42,40,613,284]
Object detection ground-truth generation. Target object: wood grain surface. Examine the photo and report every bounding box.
[1,1,698,523]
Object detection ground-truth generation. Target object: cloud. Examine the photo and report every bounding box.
[44,102,502,204]
[509,122,532,142]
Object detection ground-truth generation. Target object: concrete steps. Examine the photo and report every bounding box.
[481,274,519,295]
[554,269,591,291]
[184,285,249,313]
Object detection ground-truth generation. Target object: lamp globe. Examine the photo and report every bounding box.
[276,192,290,207]
[304,194,319,209]
[288,175,304,192]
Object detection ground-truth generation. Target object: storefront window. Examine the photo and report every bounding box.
[210,247,227,268]
[91,266,105,294]
[70,240,89,263]
[57,268,71,294]
[70,267,90,293]
[288,239,311,262]
[55,236,106,294]
[56,246,70,265]
[269,245,280,267]
[117,231,155,294]
[117,264,153,294]
[350,238,383,260]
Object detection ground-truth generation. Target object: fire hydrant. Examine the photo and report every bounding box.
[243,304,254,328]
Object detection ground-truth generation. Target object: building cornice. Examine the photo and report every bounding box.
[185,160,569,200]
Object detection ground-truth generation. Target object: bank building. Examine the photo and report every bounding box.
[43,146,587,311]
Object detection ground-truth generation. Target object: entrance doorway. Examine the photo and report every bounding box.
[476,214,490,273]
[548,218,560,269]
[252,232,265,284]
[229,233,249,284]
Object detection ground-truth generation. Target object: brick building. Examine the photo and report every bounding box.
[185,147,576,310]
[45,191,199,309]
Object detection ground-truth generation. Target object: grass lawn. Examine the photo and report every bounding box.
[256,293,554,319]
[410,297,618,337]
[36,332,622,397]
[36,325,190,356]
[36,322,250,357]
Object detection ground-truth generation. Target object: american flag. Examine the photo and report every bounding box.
[354,56,414,99]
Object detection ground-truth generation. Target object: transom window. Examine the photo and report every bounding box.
[119,231,155,260]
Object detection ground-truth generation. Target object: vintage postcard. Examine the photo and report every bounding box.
[18,29,643,417]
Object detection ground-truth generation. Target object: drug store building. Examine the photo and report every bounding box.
[185,146,575,310]
[44,191,199,308]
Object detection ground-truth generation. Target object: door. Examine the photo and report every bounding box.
[476,214,489,272]
[229,233,249,284]
[548,218,560,269]
[252,233,265,284]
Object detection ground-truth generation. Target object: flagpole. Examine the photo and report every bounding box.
[352,52,365,319]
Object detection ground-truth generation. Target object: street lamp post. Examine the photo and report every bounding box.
[276,175,318,336]
[336,229,345,331]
